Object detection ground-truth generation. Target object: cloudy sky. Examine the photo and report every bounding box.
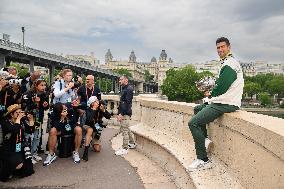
[0,0,283,64]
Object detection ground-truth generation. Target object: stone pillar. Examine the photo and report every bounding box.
[49,63,55,85]
[107,100,111,111]
[111,77,115,93]
[29,60,35,72]
[0,54,5,69]
[113,101,118,115]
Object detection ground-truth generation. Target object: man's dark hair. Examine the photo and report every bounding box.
[216,37,230,46]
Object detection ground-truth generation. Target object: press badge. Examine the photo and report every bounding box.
[15,143,21,152]
[67,97,72,103]
[65,123,71,131]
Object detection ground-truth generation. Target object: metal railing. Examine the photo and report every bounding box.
[0,39,123,78]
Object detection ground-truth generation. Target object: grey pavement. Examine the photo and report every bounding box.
[0,128,144,189]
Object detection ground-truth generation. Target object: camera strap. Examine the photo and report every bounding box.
[86,85,94,99]
[15,127,22,152]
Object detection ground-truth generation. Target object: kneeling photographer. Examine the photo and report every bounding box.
[80,96,111,161]
[0,104,35,182]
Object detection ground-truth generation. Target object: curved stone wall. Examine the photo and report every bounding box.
[103,95,284,188]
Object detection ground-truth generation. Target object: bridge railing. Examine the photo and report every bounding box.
[0,39,122,77]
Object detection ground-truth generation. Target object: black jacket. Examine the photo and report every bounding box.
[80,107,111,128]
[118,84,133,116]
[22,90,49,122]
[77,85,101,109]
[1,119,32,153]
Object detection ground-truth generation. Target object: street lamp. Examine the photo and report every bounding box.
[21,26,25,47]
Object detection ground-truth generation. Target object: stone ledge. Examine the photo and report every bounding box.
[131,123,244,189]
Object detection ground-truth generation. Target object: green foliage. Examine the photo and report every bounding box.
[144,70,154,82]
[244,82,261,98]
[161,65,212,102]
[10,63,29,78]
[265,78,284,96]
[114,68,132,79]
[95,78,112,93]
[259,92,271,106]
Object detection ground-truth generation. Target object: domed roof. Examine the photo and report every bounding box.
[151,57,157,63]
[159,50,167,60]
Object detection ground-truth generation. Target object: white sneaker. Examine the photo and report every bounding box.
[187,159,212,172]
[32,158,37,164]
[128,143,137,149]
[115,148,128,156]
[43,153,57,166]
[33,154,42,161]
[205,138,213,152]
[73,151,80,163]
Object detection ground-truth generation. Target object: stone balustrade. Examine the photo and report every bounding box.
[102,94,284,189]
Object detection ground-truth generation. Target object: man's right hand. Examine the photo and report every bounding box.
[65,82,74,92]
[117,114,123,122]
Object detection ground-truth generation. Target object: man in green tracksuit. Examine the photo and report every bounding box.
[188,37,244,171]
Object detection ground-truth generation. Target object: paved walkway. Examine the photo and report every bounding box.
[0,128,144,189]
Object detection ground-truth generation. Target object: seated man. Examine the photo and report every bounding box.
[43,103,82,166]
[80,96,111,161]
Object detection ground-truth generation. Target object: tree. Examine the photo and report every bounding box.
[114,68,132,79]
[244,82,261,99]
[161,65,210,102]
[10,63,29,78]
[259,92,271,107]
[144,70,154,82]
[266,78,284,97]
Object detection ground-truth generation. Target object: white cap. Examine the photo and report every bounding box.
[87,96,98,107]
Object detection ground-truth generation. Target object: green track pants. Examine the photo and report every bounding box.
[188,103,238,159]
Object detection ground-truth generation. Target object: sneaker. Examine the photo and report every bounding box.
[205,138,213,152]
[32,158,37,164]
[115,148,128,156]
[187,159,212,172]
[43,153,57,166]
[73,151,80,163]
[33,154,42,161]
[128,143,137,149]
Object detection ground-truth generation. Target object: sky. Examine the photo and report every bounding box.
[0,0,283,64]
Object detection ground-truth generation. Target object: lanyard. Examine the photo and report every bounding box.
[86,86,94,99]
[16,127,22,144]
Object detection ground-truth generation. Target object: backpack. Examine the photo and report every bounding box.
[50,80,63,104]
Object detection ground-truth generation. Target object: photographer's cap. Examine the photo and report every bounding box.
[5,104,21,116]
[87,96,98,107]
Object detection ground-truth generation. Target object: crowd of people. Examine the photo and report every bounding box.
[0,68,134,182]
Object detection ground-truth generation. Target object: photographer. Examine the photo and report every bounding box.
[77,75,101,110]
[0,104,35,182]
[22,79,49,164]
[80,96,111,161]
[4,77,23,108]
[0,70,9,118]
[44,103,82,165]
[52,69,78,105]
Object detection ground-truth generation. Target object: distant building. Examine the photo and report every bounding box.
[66,52,99,67]
[103,49,175,88]
[193,60,220,76]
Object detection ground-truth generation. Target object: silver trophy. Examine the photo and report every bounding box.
[195,76,216,92]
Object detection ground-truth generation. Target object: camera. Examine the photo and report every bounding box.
[8,78,23,85]
[24,146,32,160]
